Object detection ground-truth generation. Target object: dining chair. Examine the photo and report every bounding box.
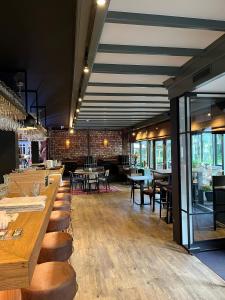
[69,171,85,191]
[86,173,99,192]
[98,169,110,190]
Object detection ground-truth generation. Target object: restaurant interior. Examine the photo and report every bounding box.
[1,0,225,299]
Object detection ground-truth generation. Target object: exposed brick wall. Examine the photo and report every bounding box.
[48,129,129,162]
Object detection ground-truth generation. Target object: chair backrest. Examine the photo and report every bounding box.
[68,171,73,179]
[105,169,110,177]
[88,173,98,180]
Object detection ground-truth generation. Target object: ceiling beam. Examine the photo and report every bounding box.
[98,44,202,56]
[92,63,179,76]
[106,11,225,31]
[165,34,225,98]
[85,92,168,97]
[88,82,164,88]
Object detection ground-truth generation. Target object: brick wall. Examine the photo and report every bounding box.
[48,129,129,162]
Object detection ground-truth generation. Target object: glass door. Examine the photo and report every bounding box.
[179,94,225,251]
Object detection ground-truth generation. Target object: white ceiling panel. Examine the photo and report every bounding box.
[82,102,169,107]
[86,86,168,94]
[84,95,169,102]
[100,23,224,49]
[195,74,225,93]
[81,107,168,112]
[95,53,191,67]
[89,73,170,84]
[109,0,225,21]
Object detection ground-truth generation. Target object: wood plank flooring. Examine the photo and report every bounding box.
[70,185,225,300]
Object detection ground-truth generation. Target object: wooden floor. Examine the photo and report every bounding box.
[70,185,225,300]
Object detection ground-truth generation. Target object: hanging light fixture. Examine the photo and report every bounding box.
[78,97,82,103]
[76,108,80,113]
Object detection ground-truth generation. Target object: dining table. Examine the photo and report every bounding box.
[127,175,151,206]
[74,169,105,191]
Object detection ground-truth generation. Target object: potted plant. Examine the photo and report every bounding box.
[202,184,213,202]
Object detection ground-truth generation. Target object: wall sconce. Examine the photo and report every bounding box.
[65,139,70,149]
[103,138,109,147]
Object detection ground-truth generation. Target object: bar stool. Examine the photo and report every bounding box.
[60,180,70,187]
[143,187,154,205]
[21,262,78,300]
[47,211,70,232]
[53,200,71,212]
[55,192,71,202]
[58,186,70,193]
[38,232,73,263]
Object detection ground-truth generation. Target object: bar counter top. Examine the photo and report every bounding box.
[0,168,63,291]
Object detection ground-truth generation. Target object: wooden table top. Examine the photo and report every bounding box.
[0,169,63,291]
[127,175,151,181]
[151,169,172,175]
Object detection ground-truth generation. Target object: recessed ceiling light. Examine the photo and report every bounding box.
[97,0,106,6]
[207,112,211,117]
[132,132,136,136]
[78,97,82,102]
[84,66,89,74]
[76,108,80,113]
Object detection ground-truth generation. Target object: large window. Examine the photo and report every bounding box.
[166,140,171,169]
[131,138,171,170]
[140,141,148,167]
[149,140,154,168]
[131,142,141,166]
[155,140,164,169]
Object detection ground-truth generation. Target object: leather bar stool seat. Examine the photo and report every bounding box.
[21,262,78,300]
[55,192,71,202]
[58,186,70,193]
[53,200,71,212]
[38,232,73,264]
[60,180,70,187]
[47,211,70,232]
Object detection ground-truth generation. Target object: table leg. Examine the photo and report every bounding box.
[140,182,144,206]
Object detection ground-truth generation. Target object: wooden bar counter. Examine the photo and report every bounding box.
[0,168,64,298]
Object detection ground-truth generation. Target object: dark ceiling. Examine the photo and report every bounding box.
[0,0,76,127]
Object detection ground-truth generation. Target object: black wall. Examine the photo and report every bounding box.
[31,141,39,163]
[0,131,19,183]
